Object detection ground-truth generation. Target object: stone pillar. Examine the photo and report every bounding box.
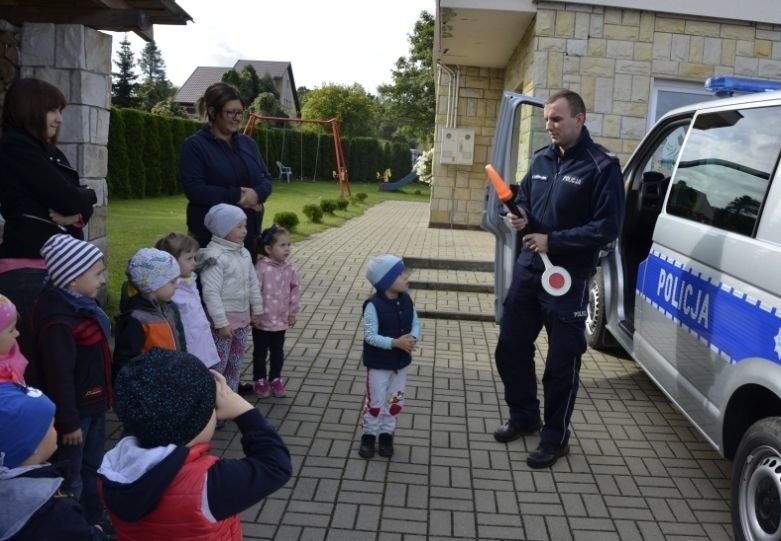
[0,20,21,115]
[18,23,111,254]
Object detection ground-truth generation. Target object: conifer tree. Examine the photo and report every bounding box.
[111,34,138,108]
[137,40,174,111]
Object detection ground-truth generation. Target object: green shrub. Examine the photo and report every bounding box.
[122,109,147,198]
[356,192,368,203]
[143,113,163,197]
[107,108,129,198]
[302,204,323,223]
[349,196,360,205]
[274,211,299,232]
[320,199,338,215]
[336,198,349,211]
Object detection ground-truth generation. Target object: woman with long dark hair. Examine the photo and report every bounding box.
[0,78,98,384]
[0,78,97,258]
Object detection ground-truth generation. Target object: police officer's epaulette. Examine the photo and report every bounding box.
[532,144,549,157]
[590,143,620,171]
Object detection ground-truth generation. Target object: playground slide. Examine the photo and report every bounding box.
[378,170,419,191]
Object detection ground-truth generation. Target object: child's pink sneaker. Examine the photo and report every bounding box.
[254,378,270,398]
[270,378,287,397]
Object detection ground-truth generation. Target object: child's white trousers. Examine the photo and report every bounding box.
[362,367,407,436]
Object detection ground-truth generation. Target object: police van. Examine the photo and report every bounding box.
[483,80,781,541]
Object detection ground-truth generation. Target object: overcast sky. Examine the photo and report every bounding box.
[106,0,435,94]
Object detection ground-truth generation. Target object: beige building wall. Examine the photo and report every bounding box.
[432,2,781,228]
[430,66,504,228]
[527,4,781,161]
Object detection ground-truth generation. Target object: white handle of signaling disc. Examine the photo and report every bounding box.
[538,252,572,297]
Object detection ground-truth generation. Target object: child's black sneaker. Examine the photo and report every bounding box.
[237,382,254,396]
[358,434,375,458]
[378,433,394,457]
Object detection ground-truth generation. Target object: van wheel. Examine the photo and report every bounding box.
[731,417,781,541]
[585,267,610,350]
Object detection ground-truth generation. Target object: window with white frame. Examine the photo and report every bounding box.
[648,80,713,131]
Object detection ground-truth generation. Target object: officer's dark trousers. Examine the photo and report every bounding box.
[495,263,588,448]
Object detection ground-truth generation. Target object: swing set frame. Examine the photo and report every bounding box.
[243,114,351,197]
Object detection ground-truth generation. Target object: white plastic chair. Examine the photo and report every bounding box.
[276,161,292,183]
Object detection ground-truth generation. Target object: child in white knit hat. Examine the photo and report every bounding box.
[113,247,186,378]
[199,203,263,393]
[33,233,111,529]
[358,254,420,459]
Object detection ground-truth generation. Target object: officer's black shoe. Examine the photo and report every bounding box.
[358,434,376,458]
[493,419,542,443]
[378,433,394,457]
[526,443,570,469]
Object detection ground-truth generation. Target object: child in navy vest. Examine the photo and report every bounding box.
[359,254,420,459]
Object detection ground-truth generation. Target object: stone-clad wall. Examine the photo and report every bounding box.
[431,3,781,228]
[14,23,111,254]
[528,3,781,161]
[429,67,505,228]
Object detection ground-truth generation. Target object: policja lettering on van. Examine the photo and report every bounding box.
[657,267,710,329]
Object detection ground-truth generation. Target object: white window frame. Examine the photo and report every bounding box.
[648,79,712,131]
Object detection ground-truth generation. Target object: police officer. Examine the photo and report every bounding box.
[493,89,624,468]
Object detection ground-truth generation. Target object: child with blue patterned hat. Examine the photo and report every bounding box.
[113,247,186,379]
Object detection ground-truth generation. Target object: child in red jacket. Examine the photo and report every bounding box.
[98,348,291,540]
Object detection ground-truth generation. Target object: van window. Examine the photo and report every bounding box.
[666,106,778,236]
[514,103,547,183]
[641,125,687,180]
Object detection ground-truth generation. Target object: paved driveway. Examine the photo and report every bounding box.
[110,200,735,540]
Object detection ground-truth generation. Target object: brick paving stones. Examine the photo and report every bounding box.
[107,201,734,540]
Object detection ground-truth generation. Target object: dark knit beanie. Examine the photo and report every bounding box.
[114,348,216,448]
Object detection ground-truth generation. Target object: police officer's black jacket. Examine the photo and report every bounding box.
[514,126,624,278]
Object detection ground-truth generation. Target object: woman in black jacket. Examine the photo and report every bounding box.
[0,78,98,386]
[0,78,97,258]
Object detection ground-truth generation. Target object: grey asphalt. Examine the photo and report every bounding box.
[108,200,735,540]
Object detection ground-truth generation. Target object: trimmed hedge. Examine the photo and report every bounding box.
[107,109,415,199]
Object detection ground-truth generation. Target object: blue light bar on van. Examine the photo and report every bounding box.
[705,75,781,96]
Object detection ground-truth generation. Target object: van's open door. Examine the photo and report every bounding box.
[481,92,545,322]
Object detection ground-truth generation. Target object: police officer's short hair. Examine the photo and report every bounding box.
[546,90,586,118]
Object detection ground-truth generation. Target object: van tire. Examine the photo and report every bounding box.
[731,417,781,541]
[585,267,610,350]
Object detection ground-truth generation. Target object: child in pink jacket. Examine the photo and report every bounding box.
[251,225,301,398]
[0,293,27,383]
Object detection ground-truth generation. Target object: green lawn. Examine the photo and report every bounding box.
[106,179,430,315]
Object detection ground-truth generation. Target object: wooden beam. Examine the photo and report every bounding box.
[1,7,151,32]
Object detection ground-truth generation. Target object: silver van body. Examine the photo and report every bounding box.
[484,89,781,541]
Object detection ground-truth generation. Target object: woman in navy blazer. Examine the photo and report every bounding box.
[180,82,273,259]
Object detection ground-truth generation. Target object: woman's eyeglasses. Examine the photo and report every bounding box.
[222,109,245,120]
